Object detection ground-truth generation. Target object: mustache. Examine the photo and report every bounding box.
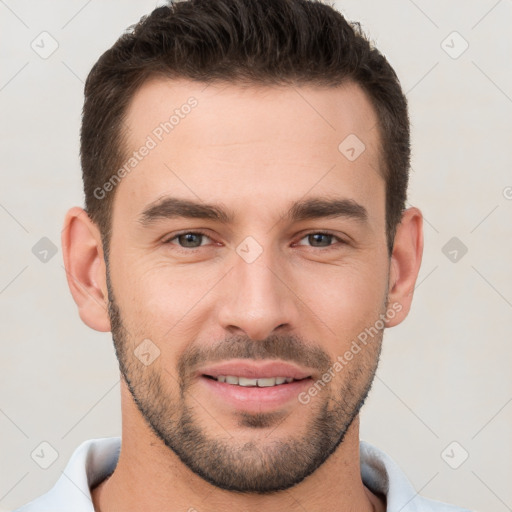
[178,333,332,383]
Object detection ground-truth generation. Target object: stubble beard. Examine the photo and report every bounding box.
[105,264,385,493]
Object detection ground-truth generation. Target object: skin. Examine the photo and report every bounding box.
[62,78,423,512]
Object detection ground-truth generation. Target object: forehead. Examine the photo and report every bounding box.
[115,78,383,222]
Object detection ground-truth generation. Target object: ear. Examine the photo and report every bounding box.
[61,207,111,332]
[385,207,424,327]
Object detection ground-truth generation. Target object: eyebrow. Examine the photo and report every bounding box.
[138,196,368,226]
[286,197,368,223]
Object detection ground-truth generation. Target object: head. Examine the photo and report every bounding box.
[63,0,422,494]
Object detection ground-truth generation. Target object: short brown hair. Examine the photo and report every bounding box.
[81,0,410,256]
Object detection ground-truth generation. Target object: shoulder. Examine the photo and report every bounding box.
[360,441,473,512]
[12,437,121,512]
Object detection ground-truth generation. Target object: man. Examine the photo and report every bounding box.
[15,0,471,510]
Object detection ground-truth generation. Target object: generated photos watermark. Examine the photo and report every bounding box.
[93,96,198,200]
[298,301,403,405]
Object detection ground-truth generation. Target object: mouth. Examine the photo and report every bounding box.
[202,374,309,387]
[196,360,315,413]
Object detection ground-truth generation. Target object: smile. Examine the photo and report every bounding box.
[203,375,305,387]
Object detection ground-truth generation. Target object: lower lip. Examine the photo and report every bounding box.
[199,376,313,412]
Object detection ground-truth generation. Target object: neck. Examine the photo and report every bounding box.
[91,382,385,512]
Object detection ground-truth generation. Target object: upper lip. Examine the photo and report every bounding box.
[198,360,314,380]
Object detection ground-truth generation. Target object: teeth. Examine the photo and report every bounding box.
[257,378,279,387]
[238,377,258,386]
[214,375,298,387]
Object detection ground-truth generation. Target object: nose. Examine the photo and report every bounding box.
[217,246,300,341]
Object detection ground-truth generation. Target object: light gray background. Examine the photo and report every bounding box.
[1,1,511,511]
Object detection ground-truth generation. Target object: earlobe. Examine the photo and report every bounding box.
[385,207,424,328]
[61,207,111,332]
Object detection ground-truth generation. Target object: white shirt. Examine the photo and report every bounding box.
[13,437,471,511]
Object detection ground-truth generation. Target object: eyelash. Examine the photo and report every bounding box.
[163,230,346,251]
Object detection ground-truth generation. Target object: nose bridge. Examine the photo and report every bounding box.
[217,241,298,340]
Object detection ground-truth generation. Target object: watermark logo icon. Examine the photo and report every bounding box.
[441,441,469,469]
[31,31,59,59]
[442,237,468,263]
[236,236,263,264]
[31,441,59,469]
[441,31,469,59]
[134,339,161,366]
[32,237,58,263]
[338,134,366,162]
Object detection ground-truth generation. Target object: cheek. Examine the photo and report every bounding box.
[114,263,219,341]
[298,261,388,343]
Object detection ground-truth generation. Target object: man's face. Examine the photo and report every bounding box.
[106,79,391,492]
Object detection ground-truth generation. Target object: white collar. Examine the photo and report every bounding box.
[15,437,470,511]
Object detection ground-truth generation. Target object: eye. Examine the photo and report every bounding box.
[164,230,213,249]
[295,231,345,249]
